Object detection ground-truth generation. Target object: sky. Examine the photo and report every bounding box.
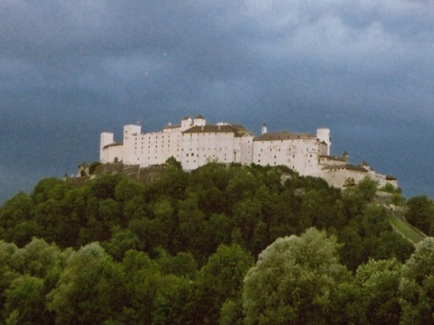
[1,0,434,204]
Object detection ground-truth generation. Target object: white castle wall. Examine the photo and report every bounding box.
[316,128,331,155]
[181,128,236,170]
[100,116,397,189]
[252,129,330,177]
[234,135,254,165]
[100,132,124,163]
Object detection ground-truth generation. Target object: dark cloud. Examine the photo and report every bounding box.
[1,0,434,202]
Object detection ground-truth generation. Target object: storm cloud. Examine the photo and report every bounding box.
[1,0,434,202]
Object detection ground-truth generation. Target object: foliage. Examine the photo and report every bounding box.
[243,228,350,325]
[0,162,429,324]
[405,195,434,235]
[399,237,434,325]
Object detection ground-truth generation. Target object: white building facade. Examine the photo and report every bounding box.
[100,115,397,189]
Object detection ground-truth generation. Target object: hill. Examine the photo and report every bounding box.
[0,162,430,324]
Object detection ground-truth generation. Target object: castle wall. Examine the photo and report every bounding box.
[181,131,236,170]
[234,136,254,165]
[321,168,368,188]
[100,132,124,163]
[316,128,331,155]
[122,125,142,165]
[103,145,123,164]
[100,116,397,190]
[252,137,322,176]
[321,167,398,189]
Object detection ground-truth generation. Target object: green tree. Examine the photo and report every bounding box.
[47,243,116,325]
[243,228,350,325]
[4,275,53,325]
[119,250,163,325]
[9,238,65,280]
[357,177,378,202]
[151,275,194,325]
[399,237,434,325]
[405,196,434,235]
[193,244,253,325]
[356,258,402,325]
[0,192,34,243]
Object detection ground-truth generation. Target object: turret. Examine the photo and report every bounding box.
[316,128,331,155]
[193,115,206,127]
[100,132,115,162]
[123,124,141,142]
[181,117,193,131]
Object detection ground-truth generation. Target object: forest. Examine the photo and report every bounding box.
[0,161,433,324]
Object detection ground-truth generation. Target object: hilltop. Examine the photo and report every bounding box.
[1,162,434,324]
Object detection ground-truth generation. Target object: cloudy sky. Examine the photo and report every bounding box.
[1,0,434,204]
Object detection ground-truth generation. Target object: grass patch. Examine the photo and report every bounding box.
[388,214,426,245]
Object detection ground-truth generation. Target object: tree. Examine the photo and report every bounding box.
[47,243,117,325]
[243,228,350,325]
[9,238,65,279]
[192,244,253,325]
[4,275,53,325]
[89,161,102,175]
[405,196,434,235]
[355,258,402,325]
[399,237,434,325]
[357,177,378,202]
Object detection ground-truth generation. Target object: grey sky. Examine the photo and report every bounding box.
[1,0,434,203]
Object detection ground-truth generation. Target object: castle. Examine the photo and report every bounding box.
[100,115,397,189]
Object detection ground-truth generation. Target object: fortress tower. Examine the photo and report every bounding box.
[123,124,142,164]
[316,128,331,155]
